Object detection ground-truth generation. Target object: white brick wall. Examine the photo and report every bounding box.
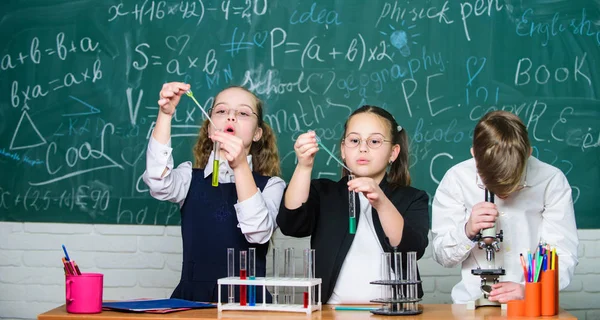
[0,222,598,320]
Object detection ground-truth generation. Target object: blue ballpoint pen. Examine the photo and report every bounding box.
[62,244,70,261]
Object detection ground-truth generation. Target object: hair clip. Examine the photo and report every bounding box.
[397,125,403,132]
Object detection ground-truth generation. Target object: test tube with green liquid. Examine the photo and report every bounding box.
[185,90,220,187]
[212,141,220,187]
[348,174,356,234]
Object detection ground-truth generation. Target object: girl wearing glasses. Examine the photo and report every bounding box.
[277,105,430,304]
[142,83,285,302]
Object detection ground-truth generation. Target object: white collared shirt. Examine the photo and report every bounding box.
[328,193,386,304]
[431,157,579,303]
[142,137,285,244]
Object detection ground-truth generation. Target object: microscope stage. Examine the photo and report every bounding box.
[471,268,506,276]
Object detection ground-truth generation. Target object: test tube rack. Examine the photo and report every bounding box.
[369,279,423,315]
[217,277,322,315]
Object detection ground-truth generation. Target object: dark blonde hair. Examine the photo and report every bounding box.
[192,86,281,177]
[473,110,530,195]
[341,105,410,188]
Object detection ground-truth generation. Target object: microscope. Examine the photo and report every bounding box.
[467,189,505,309]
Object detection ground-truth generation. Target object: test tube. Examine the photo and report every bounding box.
[227,248,235,304]
[272,247,280,304]
[185,90,220,188]
[303,249,315,308]
[348,174,356,234]
[284,248,295,304]
[407,251,418,311]
[248,248,256,306]
[381,252,392,311]
[394,252,404,312]
[239,250,247,306]
[212,141,220,187]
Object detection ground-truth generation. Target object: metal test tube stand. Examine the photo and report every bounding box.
[370,251,423,315]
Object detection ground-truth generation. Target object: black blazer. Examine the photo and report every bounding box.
[277,175,430,303]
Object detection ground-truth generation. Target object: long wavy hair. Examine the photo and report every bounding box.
[192,86,281,177]
[341,105,411,188]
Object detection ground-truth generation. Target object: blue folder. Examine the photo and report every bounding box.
[102,298,215,312]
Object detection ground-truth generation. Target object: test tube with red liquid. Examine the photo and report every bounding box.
[303,249,315,308]
[239,250,247,306]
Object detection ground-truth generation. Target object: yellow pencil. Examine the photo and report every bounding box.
[551,248,556,270]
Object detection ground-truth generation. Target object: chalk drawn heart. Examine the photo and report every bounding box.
[253,31,269,48]
[121,144,145,167]
[165,35,190,55]
[466,56,486,86]
[307,70,336,95]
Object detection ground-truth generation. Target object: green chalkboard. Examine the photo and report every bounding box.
[0,0,598,228]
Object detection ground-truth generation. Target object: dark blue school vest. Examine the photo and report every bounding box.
[171,169,271,302]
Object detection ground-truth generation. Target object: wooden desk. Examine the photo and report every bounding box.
[38,304,577,319]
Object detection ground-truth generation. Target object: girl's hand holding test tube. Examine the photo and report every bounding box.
[210,131,249,170]
[347,176,389,209]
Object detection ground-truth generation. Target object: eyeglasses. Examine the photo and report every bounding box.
[476,165,528,194]
[211,105,258,120]
[343,134,392,149]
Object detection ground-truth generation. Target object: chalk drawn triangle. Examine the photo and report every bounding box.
[62,95,101,117]
[9,110,47,150]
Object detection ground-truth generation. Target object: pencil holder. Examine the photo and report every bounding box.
[524,282,541,317]
[65,273,103,314]
[541,269,557,316]
[507,299,525,317]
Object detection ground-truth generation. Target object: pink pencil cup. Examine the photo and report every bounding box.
[65,273,103,314]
